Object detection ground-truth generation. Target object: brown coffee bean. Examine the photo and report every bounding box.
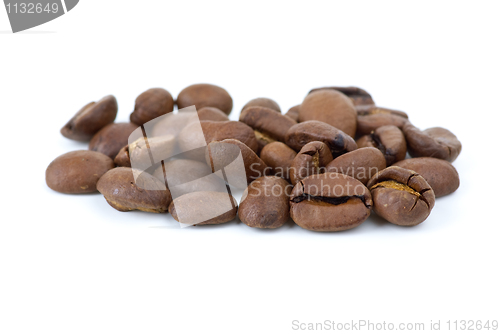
[206,139,270,187]
[356,125,407,166]
[114,145,131,167]
[285,104,300,122]
[290,173,372,232]
[130,88,174,126]
[290,141,333,184]
[299,89,357,137]
[89,122,138,159]
[393,157,460,197]
[203,120,260,153]
[356,105,409,136]
[403,123,462,162]
[176,83,233,115]
[196,107,229,122]
[127,135,176,171]
[259,142,297,180]
[168,191,238,225]
[180,120,259,154]
[242,97,281,113]
[239,176,291,229]
[153,159,225,196]
[97,167,171,213]
[367,166,435,226]
[239,106,297,150]
[61,95,118,141]
[150,112,194,138]
[309,86,374,106]
[285,120,357,158]
[326,147,386,185]
[46,150,114,194]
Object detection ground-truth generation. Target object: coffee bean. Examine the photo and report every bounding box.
[206,139,270,187]
[178,120,259,157]
[150,112,194,138]
[127,135,176,171]
[367,166,435,226]
[285,104,300,122]
[393,157,460,197]
[114,145,131,167]
[153,159,225,196]
[259,142,297,180]
[46,150,114,194]
[168,191,238,225]
[242,97,281,113]
[89,122,138,159]
[299,89,357,137]
[239,106,297,150]
[356,105,409,136]
[239,176,291,228]
[403,123,462,162]
[309,86,374,106]
[285,120,357,158]
[196,107,230,122]
[61,95,117,141]
[130,88,174,126]
[290,172,372,232]
[176,83,233,115]
[290,141,333,184]
[356,125,407,166]
[97,167,171,213]
[326,147,386,185]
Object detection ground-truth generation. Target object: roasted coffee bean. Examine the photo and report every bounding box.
[114,145,131,167]
[150,112,194,138]
[46,150,114,194]
[127,135,176,171]
[393,157,460,197]
[206,139,270,187]
[176,83,233,115]
[356,125,406,166]
[285,120,357,158]
[239,176,291,229]
[299,89,357,137]
[239,106,297,150]
[178,120,259,156]
[290,141,333,184]
[89,122,138,159]
[97,167,171,213]
[242,97,281,113]
[130,88,174,126]
[285,104,300,122]
[356,105,408,118]
[168,191,238,225]
[356,105,409,136]
[153,159,225,196]
[259,142,297,180]
[290,173,372,232]
[61,95,118,141]
[367,166,435,226]
[309,86,374,106]
[326,147,386,185]
[403,123,462,162]
[196,107,230,122]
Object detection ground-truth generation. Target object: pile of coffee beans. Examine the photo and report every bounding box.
[46,84,461,231]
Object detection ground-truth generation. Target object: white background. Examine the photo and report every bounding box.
[1,1,499,333]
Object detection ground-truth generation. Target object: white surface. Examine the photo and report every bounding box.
[0,1,498,333]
